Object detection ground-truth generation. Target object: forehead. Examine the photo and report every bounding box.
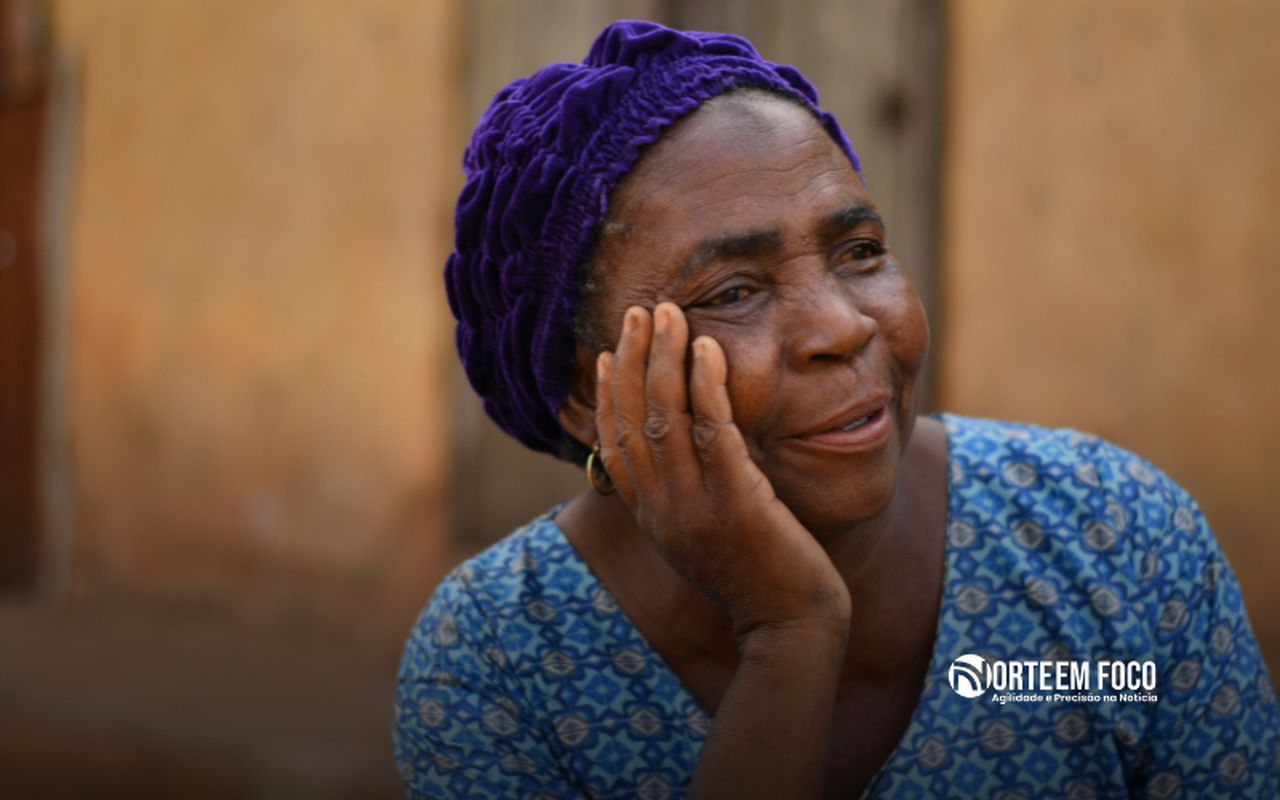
[605,93,868,247]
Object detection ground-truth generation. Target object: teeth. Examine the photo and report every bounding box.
[836,413,873,432]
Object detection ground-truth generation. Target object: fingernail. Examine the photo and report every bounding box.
[623,309,638,334]
[596,354,607,382]
[692,339,705,360]
[654,305,669,334]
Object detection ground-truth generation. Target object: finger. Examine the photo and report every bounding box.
[643,303,700,487]
[688,335,770,498]
[594,351,637,506]
[609,306,658,491]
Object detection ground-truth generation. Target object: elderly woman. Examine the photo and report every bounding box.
[394,20,1278,799]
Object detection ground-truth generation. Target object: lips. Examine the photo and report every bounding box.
[788,396,895,453]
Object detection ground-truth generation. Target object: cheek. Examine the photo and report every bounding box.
[705,324,782,435]
[880,281,930,374]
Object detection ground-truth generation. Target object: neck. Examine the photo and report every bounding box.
[824,415,948,677]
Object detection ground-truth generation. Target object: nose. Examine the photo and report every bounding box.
[784,272,877,369]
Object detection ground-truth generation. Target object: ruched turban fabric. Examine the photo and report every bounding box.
[447,19,860,456]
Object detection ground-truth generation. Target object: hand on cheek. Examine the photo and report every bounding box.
[595,302,851,638]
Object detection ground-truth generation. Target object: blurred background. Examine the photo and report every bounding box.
[1,0,1276,797]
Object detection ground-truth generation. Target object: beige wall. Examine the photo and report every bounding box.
[940,1,1280,666]
[36,0,1279,684]
[54,0,461,642]
[15,1,1276,792]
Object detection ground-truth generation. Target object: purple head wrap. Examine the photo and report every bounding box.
[446,19,860,456]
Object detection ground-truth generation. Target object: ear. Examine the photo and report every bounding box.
[557,346,599,449]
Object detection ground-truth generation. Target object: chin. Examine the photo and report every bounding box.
[768,443,903,538]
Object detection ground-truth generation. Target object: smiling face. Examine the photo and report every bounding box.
[581,91,929,535]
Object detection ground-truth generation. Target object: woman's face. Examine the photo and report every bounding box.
[588,92,929,535]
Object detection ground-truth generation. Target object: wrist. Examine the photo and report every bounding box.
[729,583,852,645]
[734,615,851,670]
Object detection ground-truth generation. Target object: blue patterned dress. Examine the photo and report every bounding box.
[394,415,1279,798]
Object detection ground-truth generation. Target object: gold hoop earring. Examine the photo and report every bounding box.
[586,444,616,495]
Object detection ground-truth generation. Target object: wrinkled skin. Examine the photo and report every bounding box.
[555,91,948,799]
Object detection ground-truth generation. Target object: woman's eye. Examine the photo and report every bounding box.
[703,286,752,307]
[844,240,886,262]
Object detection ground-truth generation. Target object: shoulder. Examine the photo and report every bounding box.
[394,510,707,796]
[938,416,1280,793]
[938,414,1222,652]
[943,412,1163,484]
[393,511,591,795]
[399,509,597,670]
[941,413,1204,547]
[913,417,1278,800]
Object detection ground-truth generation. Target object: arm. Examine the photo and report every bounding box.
[1113,455,1280,797]
[597,303,851,799]
[687,624,848,799]
[394,580,582,800]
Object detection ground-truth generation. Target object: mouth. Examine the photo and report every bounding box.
[788,398,895,453]
[832,412,877,432]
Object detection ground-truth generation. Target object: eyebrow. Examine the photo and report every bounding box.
[678,229,782,280]
[674,203,886,283]
[821,203,886,237]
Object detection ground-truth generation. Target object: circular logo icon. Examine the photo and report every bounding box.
[948,654,992,698]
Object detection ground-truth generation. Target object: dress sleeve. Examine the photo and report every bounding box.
[1132,464,1280,798]
[394,573,583,800]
